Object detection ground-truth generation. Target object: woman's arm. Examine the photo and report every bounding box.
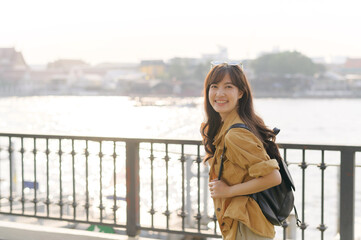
[208,169,282,199]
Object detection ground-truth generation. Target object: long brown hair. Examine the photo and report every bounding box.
[201,63,281,162]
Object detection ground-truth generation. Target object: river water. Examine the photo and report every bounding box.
[0,96,360,145]
[0,96,360,239]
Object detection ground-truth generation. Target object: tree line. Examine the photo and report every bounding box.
[163,51,325,82]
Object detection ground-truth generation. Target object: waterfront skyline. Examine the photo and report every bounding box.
[1,0,360,65]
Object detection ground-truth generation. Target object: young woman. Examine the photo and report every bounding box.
[201,62,282,240]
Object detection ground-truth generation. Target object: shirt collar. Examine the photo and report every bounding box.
[213,108,243,146]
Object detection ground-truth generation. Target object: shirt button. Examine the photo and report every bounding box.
[217,208,221,211]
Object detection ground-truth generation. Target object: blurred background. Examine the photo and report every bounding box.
[1,0,361,99]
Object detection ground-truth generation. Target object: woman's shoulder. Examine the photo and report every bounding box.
[225,126,264,149]
[224,126,270,167]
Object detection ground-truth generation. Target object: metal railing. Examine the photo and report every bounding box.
[0,133,360,240]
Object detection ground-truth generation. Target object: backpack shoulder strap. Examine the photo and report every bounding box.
[218,123,250,180]
[229,124,280,136]
[218,123,249,180]
[228,123,250,132]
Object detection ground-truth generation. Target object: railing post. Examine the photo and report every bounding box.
[186,156,193,227]
[339,148,355,240]
[126,140,141,237]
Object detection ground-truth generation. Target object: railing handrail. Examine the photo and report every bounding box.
[1,132,361,151]
[278,143,361,151]
[0,132,202,145]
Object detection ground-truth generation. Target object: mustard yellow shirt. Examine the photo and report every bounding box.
[208,109,279,239]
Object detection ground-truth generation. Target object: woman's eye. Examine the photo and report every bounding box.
[210,85,217,89]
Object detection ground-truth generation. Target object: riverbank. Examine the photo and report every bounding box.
[1,89,361,99]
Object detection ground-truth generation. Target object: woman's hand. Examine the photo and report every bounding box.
[208,169,281,199]
[209,179,233,198]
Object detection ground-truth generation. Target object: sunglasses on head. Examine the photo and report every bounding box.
[210,61,243,70]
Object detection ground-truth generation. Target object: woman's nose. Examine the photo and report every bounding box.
[216,88,225,96]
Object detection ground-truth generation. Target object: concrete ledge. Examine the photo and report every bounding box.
[0,221,149,240]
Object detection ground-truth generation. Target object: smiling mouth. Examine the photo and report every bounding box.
[215,100,227,103]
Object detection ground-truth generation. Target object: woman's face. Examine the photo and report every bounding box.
[208,73,243,121]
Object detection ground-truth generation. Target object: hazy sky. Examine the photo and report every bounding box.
[1,0,360,65]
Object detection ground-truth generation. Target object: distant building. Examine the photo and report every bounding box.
[0,48,29,95]
[104,69,146,92]
[47,59,89,72]
[0,47,28,71]
[343,58,361,74]
[140,60,165,80]
[343,61,361,95]
[166,57,203,82]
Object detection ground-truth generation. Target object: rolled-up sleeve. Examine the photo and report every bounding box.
[248,159,279,177]
[225,128,279,178]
